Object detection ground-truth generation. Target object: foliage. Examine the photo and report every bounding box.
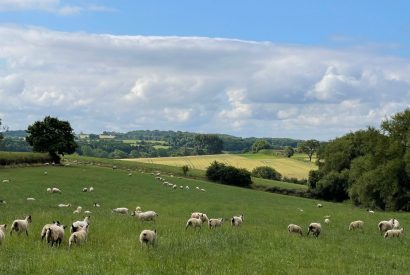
[298,139,320,162]
[26,116,77,163]
[252,139,271,153]
[251,166,282,181]
[0,151,52,165]
[284,146,294,158]
[206,161,252,187]
[182,165,189,176]
[194,134,224,154]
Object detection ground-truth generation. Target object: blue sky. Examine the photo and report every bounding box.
[0,0,409,140]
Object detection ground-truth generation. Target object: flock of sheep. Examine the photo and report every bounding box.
[288,204,404,239]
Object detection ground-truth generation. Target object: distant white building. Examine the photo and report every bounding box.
[78,133,90,139]
[99,134,116,140]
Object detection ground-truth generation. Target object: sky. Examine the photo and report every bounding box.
[0,0,409,140]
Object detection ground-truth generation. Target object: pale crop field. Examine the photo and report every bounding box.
[0,164,408,274]
[124,154,316,179]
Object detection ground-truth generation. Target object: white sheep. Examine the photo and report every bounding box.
[82,187,88,192]
[288,224,303,236]
[135,206,141,212]
[0,224,7,245]
[41,221,61,240]
[200,188,206,192]
[93,202,100,208]
[185,186,190,190]
[72,216,91,232]
[112,207,129,215]
[393,219,400,229]
[73,206,82,214]
[51,187,61,194]
[26,198,36,201]
[367,209,375,214]
[58,203,71,208]
[45,224,67,247]
[378,218,396,235]
[231,214,244,227]
[132,210,158,222]
[191,212,209,223]
[324,218,331,224]
[89,187,94,192]
[208,218,224,229]
[186,217,203,229]
[139,229,157,247]
[317,203,323,208]
[384,228,404,238]
[10,215,32,236]
[2,179,10,183]
[348,220,364,231]
[68,225,88,248]
[84,210,92,215]
[307,223,322,237]
[47,188,52,193]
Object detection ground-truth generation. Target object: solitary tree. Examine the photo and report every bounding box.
[182,165,189,176]
[251,139,271,153]
[26,116,77,163]
[284,146,294,158]
[298,139,320,162]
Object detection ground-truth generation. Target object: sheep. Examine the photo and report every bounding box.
[58,203,71,208]
[10,215,32,236]
[0,224,7,245]
[82,188,88,192]
[307,223,322,237]
[139,229,157,248]
[384,228,404,238]
[185,217,203,229]
[200,188,206,192]
[297,208,304,212]
[231,214,244,227]
[68,225,88,248]
[191,212,209,223]
[131,210,158,222]
[288,224,303,236]
[41,221,61,240]
[0,200,6,204]
[84,210,92,215]
[317,203,323,208]
[89,187,94,192]
[208,218,224,229]
[112,208,129,215]
[128,173,132,176]
[2,179,10,183]
[348,220,364,231]
[72,216,91,232]
[45,224,67,247]
[367,209,375,214]
[185,186,190,190]
[324,218,331,224]
[26,198,36,201]
[51,187,61,194]
[378,218,396,235]
[135,206,141,212]
[393,219,400,229]
[47,188,52,193]
[44,171,48,175]
[93,202,100,208]
[73,206,82,214]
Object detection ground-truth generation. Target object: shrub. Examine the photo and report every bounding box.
[251,166,282,181]
[0,151,53,166]
[206,161,252,187]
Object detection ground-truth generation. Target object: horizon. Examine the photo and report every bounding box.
[1,1,410,140]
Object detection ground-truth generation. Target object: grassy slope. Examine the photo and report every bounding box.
[124,153,316,179]
[0,164,408,274]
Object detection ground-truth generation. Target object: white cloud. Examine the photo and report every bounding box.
[0,26,409,140]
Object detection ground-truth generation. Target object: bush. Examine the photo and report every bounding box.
[0,151,53,166]
[251,166,282,181]
[206,161,252,187]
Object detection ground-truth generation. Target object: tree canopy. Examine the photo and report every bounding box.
[26,116,77,163]
[298,139,320,162]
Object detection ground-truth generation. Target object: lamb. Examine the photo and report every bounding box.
[68,225,88,248]
[307,223,322,237]
[41,221,61,240]
[131,210,158,222]
[10,215,32,236]
[208,218,224,229]
[45,224,67,247]
[191,212,209,223]
[378,218,396,235]
[73,206,82,214]
[139,229,157,247]
[112,208,129,214]
[58,203,71,208]
[231,214,244,227]
[288,224,303,236]
[72,216,91,232]
[348,220,364,231]
[0,224,7,245]
[384,228,404,238]
[185,217,203,229]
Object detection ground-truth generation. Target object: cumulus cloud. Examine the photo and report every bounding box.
[0,26,409,140]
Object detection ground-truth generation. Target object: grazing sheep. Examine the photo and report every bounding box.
[0,199,6,204]
[307,223,322,237]
[185,217,203,229]
[200,188,206,192]
[10,215,32,236]
[185,186,190,190]
[324,218,331,224]
[82,188,88,192]
[51,187,61,194]
[384,228,404,238]
[112,208,129,215]
[0,224,7,245]
[378,219,396,235]
[128,173,132,176]
[73,206,82,214]
[72,216,91,232]
[297,208,304,212]
[139,229,157,248]
[196,187,200,190]
[288,224,303,236]
[367,209,375,214]
[208,218,224,229]
[46,224,67,247]
[68,225,88,248]
[84,210,92,215]
[26,198,36,201]
[324,215,331,219]
[317,203,323,208]
[47,188,52,193]
[348,220,364,231]
[89,187,94,192]
[41,221,61,240]
[191,212,209,223]
[44,171,48,175]
[393,219,400,229]
[58,203,71,208]
[132,210,158,222]
[135,206,141,212]
[93,202,100,208]
[231,214,244,227]
[2,179,10,183]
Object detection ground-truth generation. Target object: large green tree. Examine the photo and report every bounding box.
[26,116,77,163]
[251,139,271,153]
[298,139,320,162]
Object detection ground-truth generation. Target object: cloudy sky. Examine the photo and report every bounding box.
[0,1,409,140]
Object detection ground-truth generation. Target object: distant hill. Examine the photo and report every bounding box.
[3,130,27,138]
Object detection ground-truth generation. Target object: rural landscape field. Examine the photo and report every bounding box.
[0,162,408,274]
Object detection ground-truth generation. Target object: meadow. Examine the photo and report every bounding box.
[124,153,316,179]
[0,163,409,274]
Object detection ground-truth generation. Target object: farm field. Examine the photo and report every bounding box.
[123,154,316,179]
[0,164,409,274]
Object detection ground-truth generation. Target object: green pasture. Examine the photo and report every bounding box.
[0,164,408,274]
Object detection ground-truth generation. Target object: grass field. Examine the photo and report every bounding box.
[124,153,316,179]
[0,163,408,274]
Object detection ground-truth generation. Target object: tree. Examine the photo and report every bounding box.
[251,166,282,180]
[251,140,271,153]
[26,116,77,163]
[298,139,320,162]
[194,134,224,154]
[206,161,252,187]
[182,165,189,176]
[284,146,294,158]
